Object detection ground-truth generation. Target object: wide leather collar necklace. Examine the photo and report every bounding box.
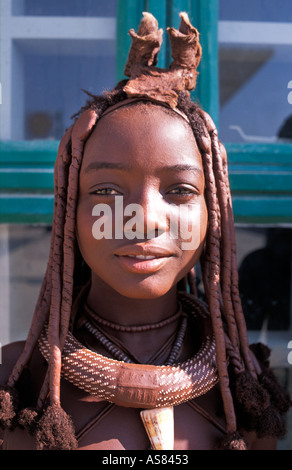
[39,292,218,409]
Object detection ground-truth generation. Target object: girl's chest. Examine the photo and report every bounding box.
[63,381,225,450]
[3,378,225,450]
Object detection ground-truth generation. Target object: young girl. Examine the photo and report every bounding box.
[0,12,290,451]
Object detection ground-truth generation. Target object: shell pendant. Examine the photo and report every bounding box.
[140,406,174,450]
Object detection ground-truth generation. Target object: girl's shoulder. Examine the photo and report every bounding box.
[0,341,46,404]
[0,341,26,385]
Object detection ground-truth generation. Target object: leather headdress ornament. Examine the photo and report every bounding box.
[123,11,202,109]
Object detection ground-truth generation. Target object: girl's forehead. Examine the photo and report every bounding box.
[85,103,199,157]
[100,101,190,129]
[82,105,202,175]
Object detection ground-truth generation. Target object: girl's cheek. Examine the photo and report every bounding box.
[174,202,206,252]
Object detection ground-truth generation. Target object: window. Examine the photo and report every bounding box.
[1,0,117,140]
[219,0,292,143]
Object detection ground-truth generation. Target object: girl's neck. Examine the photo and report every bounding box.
[86,276,178,326]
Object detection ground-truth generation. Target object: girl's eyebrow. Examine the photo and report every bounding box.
[83,162,203,176]
[162,164,203,176]
[84,162,132,173]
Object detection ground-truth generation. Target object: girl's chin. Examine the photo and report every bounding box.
[111,284,174,300]
[92,275,176,300]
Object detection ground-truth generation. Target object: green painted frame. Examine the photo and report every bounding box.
[0,141,57,224]
[1,0,292,225]
[226,143,292,224]
[1,139,292,224]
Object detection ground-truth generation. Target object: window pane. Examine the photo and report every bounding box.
[236,227,291,332]
[235,225,292,450]
[22,41,116,140]
[220,0,292,22]
[219,0,292,143]
[13,0,117,17]
[1,1,117,140]
[0,225,51,346]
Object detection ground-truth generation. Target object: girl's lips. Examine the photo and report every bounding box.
[114,243,174,258]
[115,254,171,274]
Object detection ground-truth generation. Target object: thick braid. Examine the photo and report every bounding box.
[59,110,98,346]
[37,130,72,413]
[215,140,256,376]
[211,141,240,352]
[47,112,98,407]
[200,149,237,434]
[59,130,76,345]
[47,128,74,408]
[194,110,253,378]
[191,110,244,374]
[34,111,99,450]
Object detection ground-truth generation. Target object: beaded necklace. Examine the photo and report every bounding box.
[83,301,183,332]
[82,301,188,365]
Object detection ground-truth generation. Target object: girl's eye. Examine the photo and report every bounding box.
[92,188,122,196]
[167,187,198,196]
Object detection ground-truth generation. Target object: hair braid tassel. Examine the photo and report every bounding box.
[0,386,19,430]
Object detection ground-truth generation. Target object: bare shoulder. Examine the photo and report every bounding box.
[0,341,26,385]
[0,341,45,387]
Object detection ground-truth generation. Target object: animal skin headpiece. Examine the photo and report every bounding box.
[123,11,202,108]
[99,11,202,123]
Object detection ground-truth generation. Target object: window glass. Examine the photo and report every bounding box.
[236,227,291,333]
[22,42,116,140]
[1,0,117,140]
[235,225,292,450]
[12,0,117,17]
[219,0,292,143]
[220,0,292,22]
[0,225,51,346]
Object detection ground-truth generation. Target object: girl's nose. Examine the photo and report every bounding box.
[145,198,169,239]
[124,191,169,239]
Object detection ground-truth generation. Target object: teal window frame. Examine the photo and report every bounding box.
[1,0,292,225]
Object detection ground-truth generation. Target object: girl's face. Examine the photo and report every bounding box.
[77,103,208,299]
